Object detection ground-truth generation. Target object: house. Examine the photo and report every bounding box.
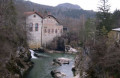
[112,28,120,42]
[25,12,43,49]
[42,15,63,47]
[25,12,63,49]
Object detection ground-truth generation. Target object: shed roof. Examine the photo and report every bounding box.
[112,28,120,32]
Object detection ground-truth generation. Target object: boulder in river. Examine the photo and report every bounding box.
[57,57,71,64]
[33,52,49,58]
[34,53,40,58]
[52,57,71,66]
[52,59,62,66]
[65,45,78,54]
[51,70,66,78]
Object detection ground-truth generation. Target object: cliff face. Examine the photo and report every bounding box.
[0,0,33,78]
[3,47,33,78]
[74,48,90,78]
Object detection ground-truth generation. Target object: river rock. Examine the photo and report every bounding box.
[34,53,40,58]
[51,70,66,78]
[33,47,45,53]
[65,45,78,54]
[6,47,33,78]
[34,53,49,58]
[52,57,71,66]
[72,66,76,76]
[52,59,62,66]
[57,57,71,64]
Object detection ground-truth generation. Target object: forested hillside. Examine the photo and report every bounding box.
[14,0,96,32]
[56,3,82,10]
[23,1,95,18]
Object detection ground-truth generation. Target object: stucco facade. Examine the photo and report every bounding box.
[42,15,63,46]
[25,12,63,49]
[25,12,43,49]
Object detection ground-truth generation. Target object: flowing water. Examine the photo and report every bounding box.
[24,51,75,78]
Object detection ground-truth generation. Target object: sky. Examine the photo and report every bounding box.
[29,0,120,12]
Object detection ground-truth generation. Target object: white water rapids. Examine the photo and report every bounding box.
[29,49,37,59]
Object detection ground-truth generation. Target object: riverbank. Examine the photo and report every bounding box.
[33,47,79,54]
[5,47,33,78]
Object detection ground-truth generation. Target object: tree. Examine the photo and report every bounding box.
[112,10,120,28]
[0,0,28,77]
[100,26,108,36]
[97,0,112,33]
[84,18,96,42]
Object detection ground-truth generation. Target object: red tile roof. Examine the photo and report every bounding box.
[24,11,61,25]
[24,11,43,18]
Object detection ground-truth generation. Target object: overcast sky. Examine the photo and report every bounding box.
[29,0,120,12]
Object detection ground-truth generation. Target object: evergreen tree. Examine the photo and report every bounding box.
[97,0,112,33]
[100,26,108,35]
[85,18,96,41]
[112,10,120,28]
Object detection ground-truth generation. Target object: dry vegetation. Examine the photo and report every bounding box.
[86,36,120,78]
[0,0,29,77]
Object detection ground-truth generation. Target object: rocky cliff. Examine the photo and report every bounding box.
[73,48,90,78]
[2,47,33,78]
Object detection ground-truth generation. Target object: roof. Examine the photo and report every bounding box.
[24,11,43,18]
[44,15,60,24]
[24,11,62,26]
[112,28,120,32]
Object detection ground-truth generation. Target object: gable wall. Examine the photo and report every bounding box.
[26,14,42,49]
[42,16,63,46]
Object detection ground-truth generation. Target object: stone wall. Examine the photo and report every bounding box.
[26,13,63,49]
[42,15,63,47]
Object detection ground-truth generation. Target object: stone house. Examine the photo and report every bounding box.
[42,15,63,47]
[25,12,63,49]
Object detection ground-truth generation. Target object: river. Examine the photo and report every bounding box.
[24,51,75,78]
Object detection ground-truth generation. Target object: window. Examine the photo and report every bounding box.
[55,29,57,33]
[35,23,38,31]
[29,23,33,32]
[44,29,47,33]
[48,29,50,33]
